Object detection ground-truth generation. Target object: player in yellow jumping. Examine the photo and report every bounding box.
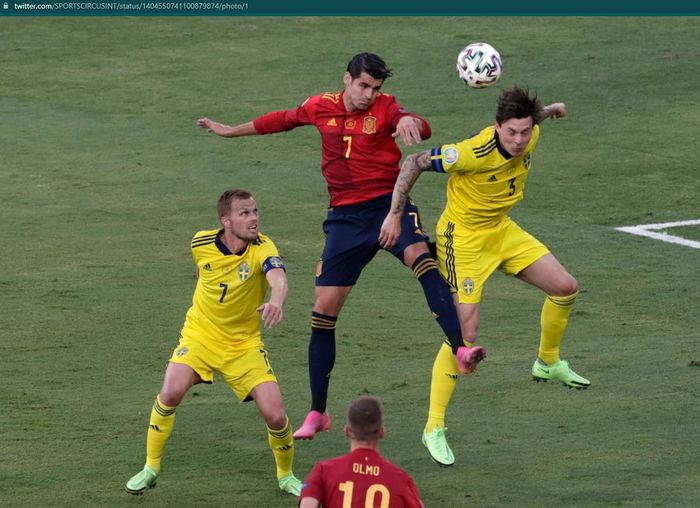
[379,87,590,466]
[125,189,302,496]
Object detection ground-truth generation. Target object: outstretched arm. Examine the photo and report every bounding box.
[539,102,566,122]
[378,150,434,249]
[258,268,288,329]
[199,103,312,138]
[196,118,259,138]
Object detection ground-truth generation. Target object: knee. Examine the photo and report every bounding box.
[402,242,430,267]
[552,275,578,297]
[158,388,185,407]
[265,411,289,431]
[312,291,345,317]
[463,326,478,343]
[313,301,337,316]
[563,275,578,296]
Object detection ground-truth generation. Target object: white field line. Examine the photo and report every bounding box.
[615,219,700,250]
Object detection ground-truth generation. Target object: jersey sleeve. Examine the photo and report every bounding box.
[191,234,200,264]
[262,255,286,273]
[429,139,479,174]
[253,96,316,134]
[255,235,286,274]
[190,230,218,265]
[299,462,325,504]
[403,475,424,508]
[530,124,541,149]
[385,95,432,140]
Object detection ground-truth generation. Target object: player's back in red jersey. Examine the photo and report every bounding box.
[300,448,423,508]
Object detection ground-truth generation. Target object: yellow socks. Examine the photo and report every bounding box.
[143,396,295,480]
[425,341,459,433]
[145,395,177,473]
[268,418,294,479]
[539,292,578,365]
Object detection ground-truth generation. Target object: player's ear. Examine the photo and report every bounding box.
[220,215,230,228]
[378,426,385,439]
[343,72,352,88]
[343,424,351,438]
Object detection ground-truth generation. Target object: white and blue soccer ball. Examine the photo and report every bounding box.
[457,42,503,89]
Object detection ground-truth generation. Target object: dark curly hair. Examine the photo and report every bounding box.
[496,86,544,124]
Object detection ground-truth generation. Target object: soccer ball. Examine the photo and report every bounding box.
[456,42,503,89]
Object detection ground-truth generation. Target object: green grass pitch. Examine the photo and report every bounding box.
[1,16,698,507]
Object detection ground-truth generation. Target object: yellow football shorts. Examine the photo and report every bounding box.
[437,215,550,304]
[169,336,277,401]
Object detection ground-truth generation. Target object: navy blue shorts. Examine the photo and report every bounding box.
[315,193,429,286]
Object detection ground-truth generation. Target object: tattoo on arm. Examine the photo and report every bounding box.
[391,151,433,214]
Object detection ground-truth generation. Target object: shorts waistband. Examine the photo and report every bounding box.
[328,193,393,213]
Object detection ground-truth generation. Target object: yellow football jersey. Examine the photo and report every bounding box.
[179,229,285,349]
[430,124,540,227]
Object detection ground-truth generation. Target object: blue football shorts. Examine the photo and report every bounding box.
[315,193,429,286]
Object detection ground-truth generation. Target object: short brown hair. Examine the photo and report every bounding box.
[496,86,543,125]
[347,396,384,442]
[217,188,253,217]
[346,53,392,80]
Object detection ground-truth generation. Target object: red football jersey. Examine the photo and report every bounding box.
[300,448,423,508]
[253,92,431,207]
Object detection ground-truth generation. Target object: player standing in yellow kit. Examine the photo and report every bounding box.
[125,189,302,496]
[380,87,590,466]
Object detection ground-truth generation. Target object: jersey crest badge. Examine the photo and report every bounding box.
[238,262,251,282]
[176,346,189,357]
[362,115,377,134]
[443,147,459,165]
[462,277,475,295]
[523,152,532,170]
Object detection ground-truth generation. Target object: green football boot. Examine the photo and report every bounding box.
[422,427,455,467]
[125,465,158,495]
[278,472,303,496]
[532,359,590,389]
